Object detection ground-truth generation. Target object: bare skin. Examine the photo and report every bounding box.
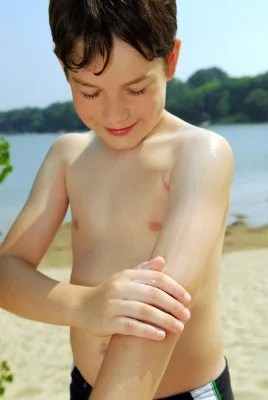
[0,111,228,397]
[67,115,227,397]
[0,38,232,398]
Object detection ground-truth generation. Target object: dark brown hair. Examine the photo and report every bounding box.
[49,0,177,75]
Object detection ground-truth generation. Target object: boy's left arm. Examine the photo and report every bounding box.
[90,135,234,400]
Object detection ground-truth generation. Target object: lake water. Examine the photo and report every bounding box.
[0,123,268,237]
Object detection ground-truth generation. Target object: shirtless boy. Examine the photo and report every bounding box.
[0,1,234,399]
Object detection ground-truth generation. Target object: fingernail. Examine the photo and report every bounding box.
[183,308,191,320]
[157,330,166,338]
[183,292,191,304]
[175,321,184,332]
[153,256,165,262]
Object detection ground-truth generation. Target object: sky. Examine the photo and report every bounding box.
[0,0,267,111]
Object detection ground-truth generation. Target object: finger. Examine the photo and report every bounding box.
[117,302,185,335]
[136,257,165,270]
[146,256,165,268]
[128,284,190,322]
[130,270,191,306]
[115,316,166,340]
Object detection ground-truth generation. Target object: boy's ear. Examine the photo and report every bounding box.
[166,38,181,81]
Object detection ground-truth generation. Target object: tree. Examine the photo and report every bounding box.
[194,81,230,123]
[166,79,204,124]
[244,89,268,122]
[187,67,229,88]
[226,77,253,117]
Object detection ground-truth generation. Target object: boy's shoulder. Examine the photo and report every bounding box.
[161,114,232,162]
[177,123,233,168]
[50,131,95,164]
[172,118,228,146]
[52,131,93,148]
[177,125,234,185]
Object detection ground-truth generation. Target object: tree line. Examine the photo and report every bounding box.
[1,67,268,134]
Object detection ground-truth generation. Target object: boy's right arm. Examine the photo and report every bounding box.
[0,134,87,327]
[0,134,191,337]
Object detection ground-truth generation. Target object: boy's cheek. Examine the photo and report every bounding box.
[72,101,96,128]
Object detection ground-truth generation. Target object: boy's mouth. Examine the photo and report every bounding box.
[105,121,137,136]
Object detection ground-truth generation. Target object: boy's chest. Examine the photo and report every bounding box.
[67,146,173,239]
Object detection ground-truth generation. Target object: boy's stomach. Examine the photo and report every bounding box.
[70,294,226,397]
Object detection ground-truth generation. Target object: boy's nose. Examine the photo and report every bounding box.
[103,99,130,127]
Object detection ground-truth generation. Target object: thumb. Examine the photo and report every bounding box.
[136,256,165,270]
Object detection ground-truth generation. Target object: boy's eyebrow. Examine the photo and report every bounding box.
[72,74,150,88]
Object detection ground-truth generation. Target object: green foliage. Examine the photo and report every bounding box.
[0,102,86,134]
[244,89,268,122]
[0,69,267,131]
[187,67,229,88]
[0,139,14,397]
[0,361,14,397]
[0,136,13,183]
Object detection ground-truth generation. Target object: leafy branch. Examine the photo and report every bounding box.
[0,361,13,397]
[0,137,14,397]
[0,136,13,183]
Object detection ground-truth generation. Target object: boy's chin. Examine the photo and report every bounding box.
[97,133,146,151]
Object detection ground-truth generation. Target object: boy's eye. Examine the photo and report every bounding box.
[81,92,100,100]
[128,88,146,96]
[81,88,146,101]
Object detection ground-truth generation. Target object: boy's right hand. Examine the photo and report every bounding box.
[76,257,191,340]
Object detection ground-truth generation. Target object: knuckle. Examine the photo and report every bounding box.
[124,319,134,334]
[176,303,186,319]
[122,269,131,279]
[174,300,183,313]
[165,316,174,329]
[149,287,160,302]
[174,302,188,320]
[143,326,153,337]
[139,304,151,318]
[156,272,165,284]
[110,281,121,297]
[100,300,112,321]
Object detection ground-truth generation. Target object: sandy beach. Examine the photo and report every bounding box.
[1,222,268,399]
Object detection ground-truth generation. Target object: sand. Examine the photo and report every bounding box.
[221,249,268,400]
[0,266,72,400]
[0,224,268,399]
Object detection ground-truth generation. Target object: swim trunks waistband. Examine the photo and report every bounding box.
[69,358,234,400]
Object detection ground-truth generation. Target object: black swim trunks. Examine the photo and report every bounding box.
[70,359,234,400]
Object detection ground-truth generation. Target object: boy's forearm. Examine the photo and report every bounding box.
[0,253,87,327]
[90,332,180,400]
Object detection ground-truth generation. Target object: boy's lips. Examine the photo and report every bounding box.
[105,121,137,136]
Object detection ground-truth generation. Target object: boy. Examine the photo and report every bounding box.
[0,1,234,399]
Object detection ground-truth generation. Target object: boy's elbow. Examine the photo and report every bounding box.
[0,252,35,277]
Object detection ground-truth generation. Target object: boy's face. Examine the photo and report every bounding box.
[66,38,180,150]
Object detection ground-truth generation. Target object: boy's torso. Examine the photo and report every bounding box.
[64,114,226,396]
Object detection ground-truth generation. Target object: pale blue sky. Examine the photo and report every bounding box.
[0,0,267,111]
